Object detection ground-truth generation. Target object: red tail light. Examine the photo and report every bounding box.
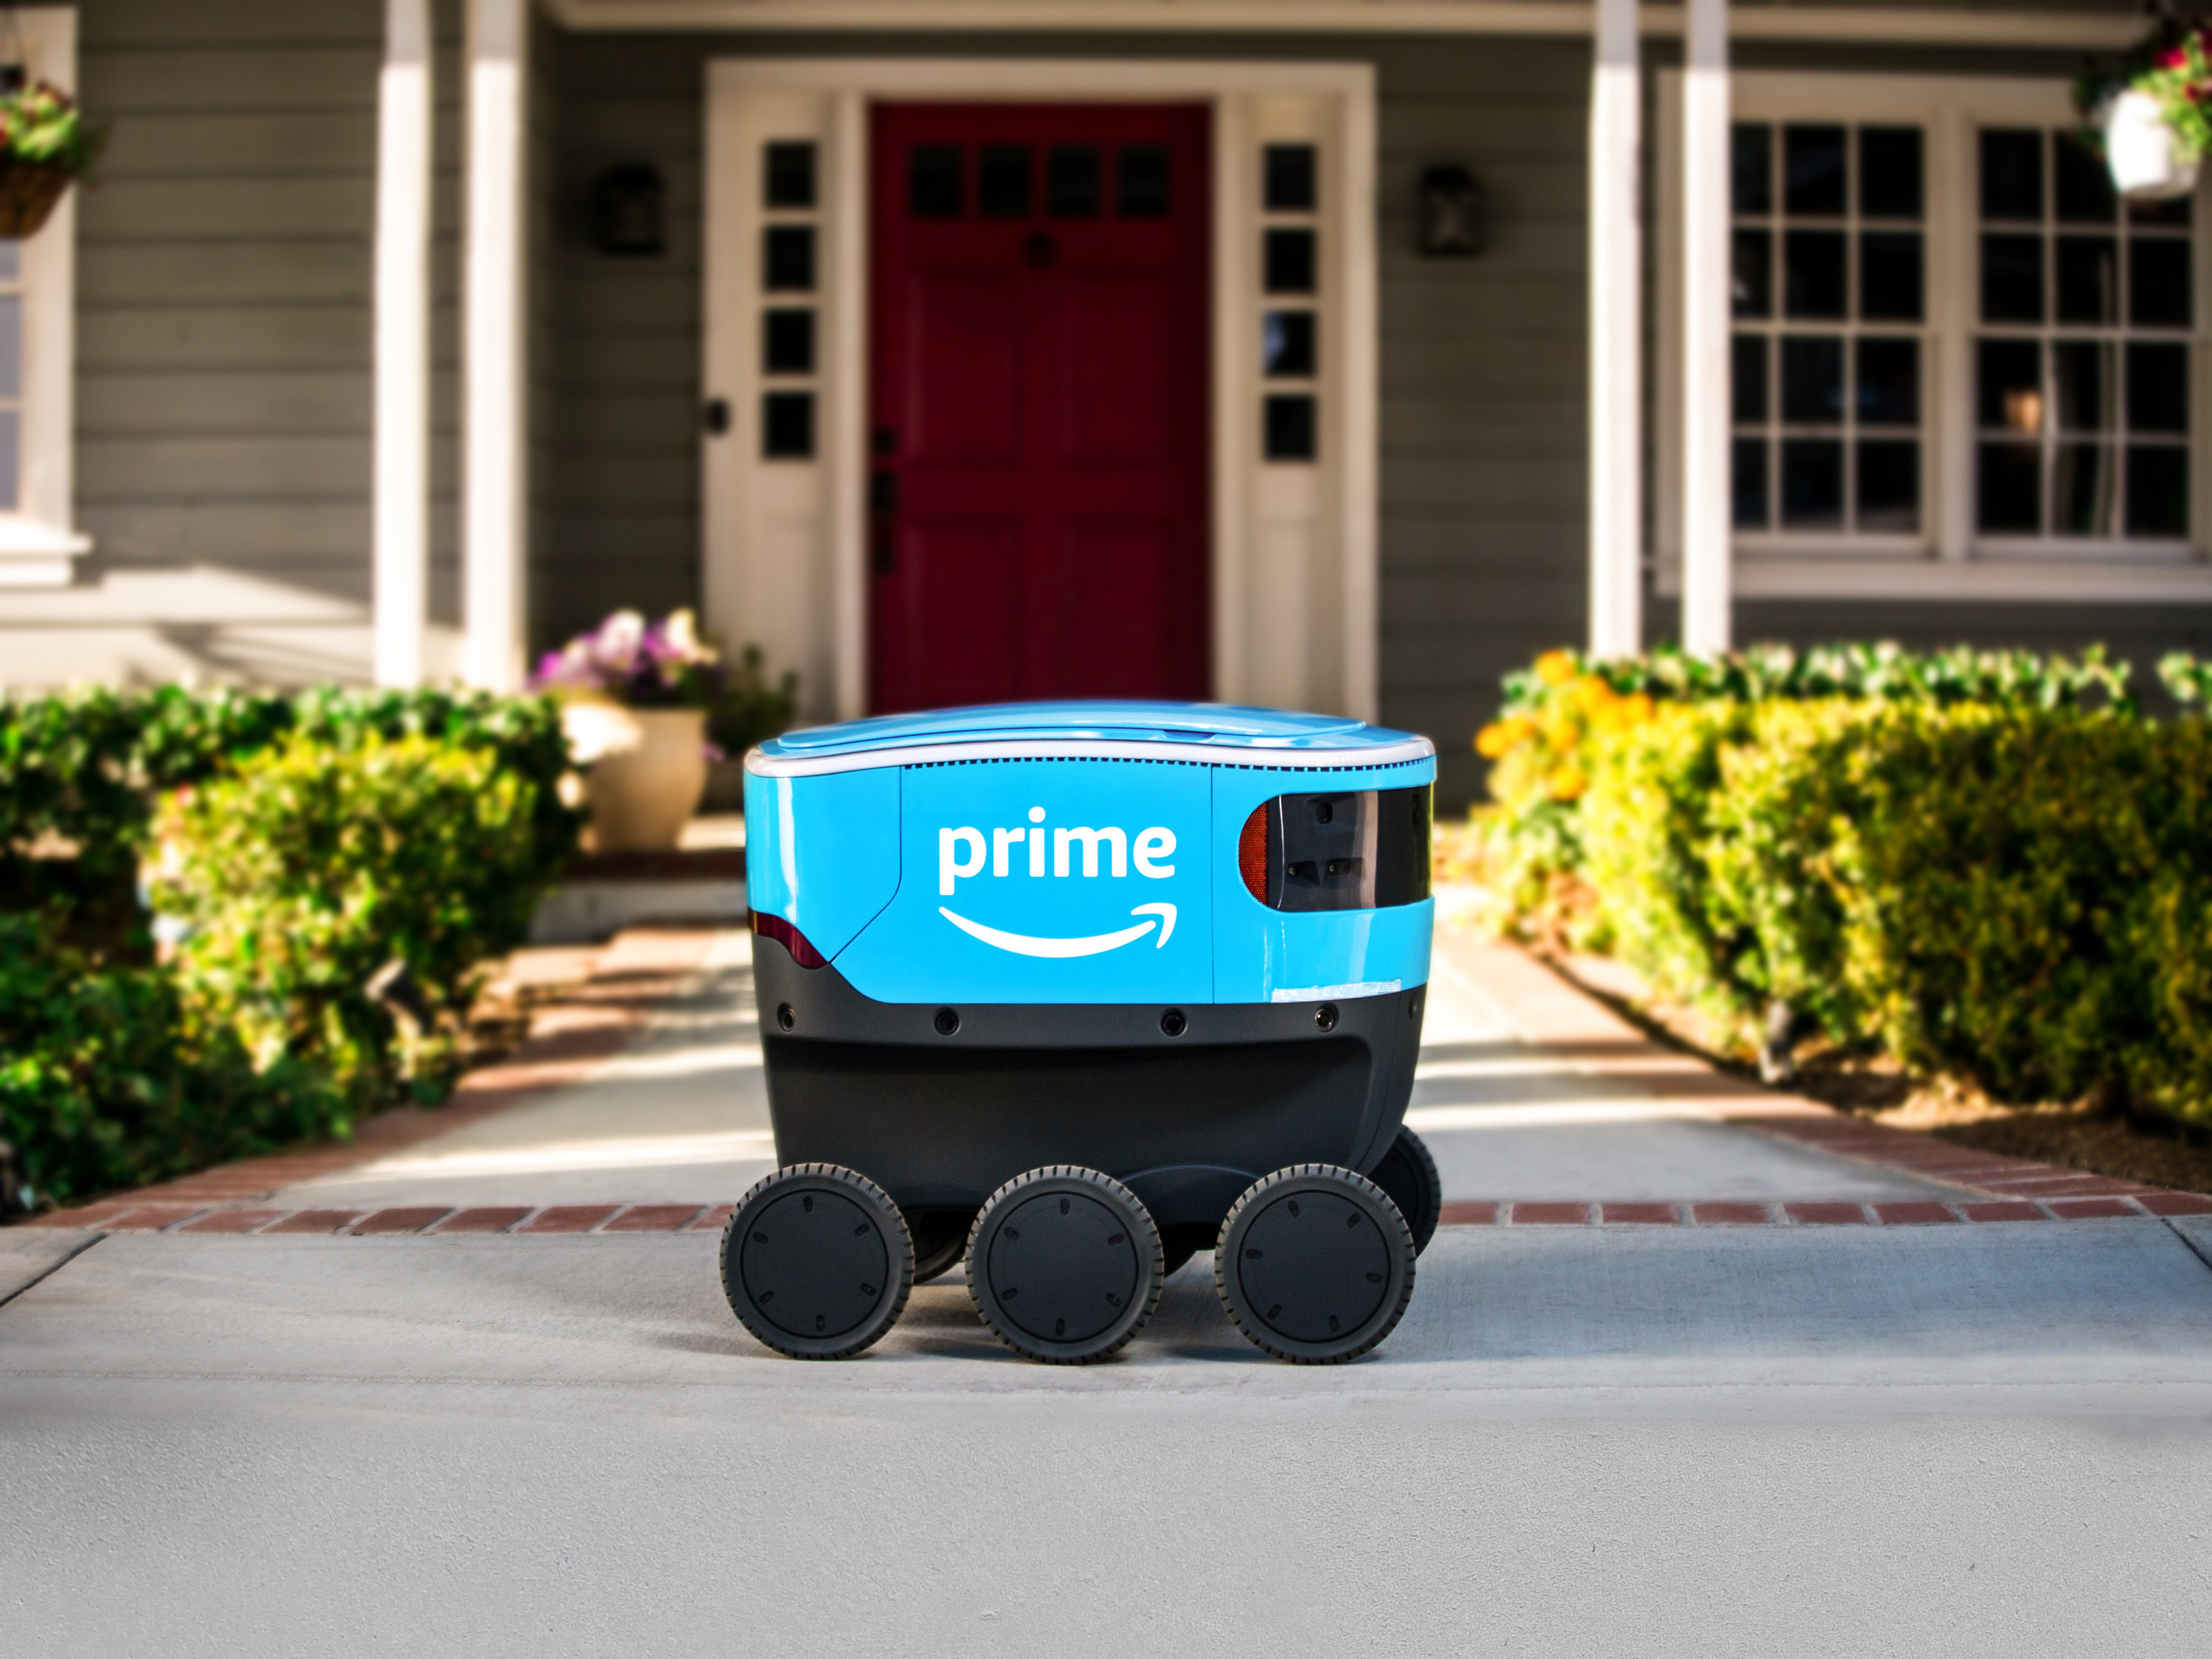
[1237,803,1272,904]
[752,910,827,969]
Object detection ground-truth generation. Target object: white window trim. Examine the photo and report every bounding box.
[701,58,1379,723]
[0,7,86,589]
[1658,69,2212,603]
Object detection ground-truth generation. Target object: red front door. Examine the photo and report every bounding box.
[868,103,1210,713]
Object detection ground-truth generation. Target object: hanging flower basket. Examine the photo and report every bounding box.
[0,159,72,237]
[2079,22,2212,201]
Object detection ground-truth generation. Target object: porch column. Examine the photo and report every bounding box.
[463,0,529,691]
[1679,0,1733,654]
[372,0,431,688]
[1586,0,1641,661]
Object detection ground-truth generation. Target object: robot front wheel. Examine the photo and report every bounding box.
[1213,1165,1417,1365]
[721,1163,915,1360]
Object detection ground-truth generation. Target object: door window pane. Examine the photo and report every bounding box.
[1732,334,1768,422]
[763,225,814,291]
[2052,340,2111,432]
[764,142,817,209]
[763,391,814,459]
[1859,232,1924,321]
[1733,437,1770,527]
[1977,338,2043,433]
[1264,228,1316,294]
[1856,337,1918,426]
[1977,442,2042,531]
[762,308,814,375]
[1784,125,1847,216]
[1981,129,2044,221]
[979,145,1030,218]
[909,145,962,218]
[1859,127,1923,218]
[1784,229,1847,318]
[2054,136,2116,224]
[2052,443,2112,534]
[1117,145,1169,217]
[1263,311,1317,377]
[1264,145,1316,211]
[2054,235,2117,325]
[1856,440,1919,530]
[1263,393,1317,460]
[1732,123,1772,215]
[1781,439,1845,527]
[1047,145,1100,217]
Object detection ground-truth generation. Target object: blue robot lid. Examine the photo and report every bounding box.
[749,700,1434,775]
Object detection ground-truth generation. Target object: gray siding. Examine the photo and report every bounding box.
[76,0,380,632]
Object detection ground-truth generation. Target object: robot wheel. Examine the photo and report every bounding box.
[1213,1165,1416,1364]
[721,1163,914,1360]
[966,1166,1166,1364]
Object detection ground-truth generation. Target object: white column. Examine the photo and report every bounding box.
[1679,0,1733,656]
[1586,0,1641,662]
[372,0,432,688]
[463,0,529,691]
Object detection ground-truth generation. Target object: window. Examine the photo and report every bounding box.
[1666,74,2211,593]
[1261,142,1320,463]
[760,141,819,459]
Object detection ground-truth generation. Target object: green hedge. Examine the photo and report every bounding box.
[0,687,583,1206]
[1476,646,2212,1124]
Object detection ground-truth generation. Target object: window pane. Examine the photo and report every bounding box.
[1977,338,2044,434]
[1781,439,1844,527]
[2054,136,2116,224]
[1981,129,2044,221]
[1264,145,1317,211]
[1856,336,1918,426]
[909,145,961,218]
[2053,340,2112,432]
[1265,227,1316,294]
[1263,311,1317,377]
[763,225,814,291]
[1859,127,1924,219]
[2128,445,2190,536]
[763,391,814,459]
[762,308,814,375]
[1856,440,1919,530]
[2055,235,2118,325]
[2130,238,2192,328]
[1732,123,1772,215]
[1784,125,1847,216]
[1978,442,2042,531]
[979,145,1030,218]
[1733,437,1770,528]
[1733,333,1768,422]
[1783,229,1847,318]
[1781,335,1844,423]
[1263,393,1317,460]
[2131,194,2193,230]
[2053,443,2112,535]
[1732,229,1772,317]
[1860,232,1924,321]
[1047,145,1100,217]
[1117,145,1170,217]
[764,142,817,209]
[2127,342,2190,434]
[1980,233,2044,322]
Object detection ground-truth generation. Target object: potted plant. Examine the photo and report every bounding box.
[531,609,725,853]
[2079,21,2212,200]
[0,77,104,238]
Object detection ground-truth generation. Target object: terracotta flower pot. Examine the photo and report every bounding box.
[2104,90,2200,201]
[562,702,708,853]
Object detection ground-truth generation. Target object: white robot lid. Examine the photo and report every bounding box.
[746,699,1436,777]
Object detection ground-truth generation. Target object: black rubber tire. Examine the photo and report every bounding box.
[1367,1126,1443,1255]
[1214,1164,1416,1365]
[906,1206,977,1284]
[967,1166,1165,1365]
[722,1163,913,1360]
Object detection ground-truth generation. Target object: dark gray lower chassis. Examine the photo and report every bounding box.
[752,937,1427,1233]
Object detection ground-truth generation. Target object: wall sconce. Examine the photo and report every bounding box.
[1418,164,1483,258]
[592,163,665,257]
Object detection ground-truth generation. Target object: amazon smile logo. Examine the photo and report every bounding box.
[939,902,1177,958]
[935,806,1184,960]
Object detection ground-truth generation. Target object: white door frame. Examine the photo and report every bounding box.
[702,58,1379,722]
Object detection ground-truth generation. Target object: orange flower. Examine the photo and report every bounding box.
[1547,764,1588,801]
[1533,648,1577,688]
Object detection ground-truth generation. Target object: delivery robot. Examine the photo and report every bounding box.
[730,701,1439,1365]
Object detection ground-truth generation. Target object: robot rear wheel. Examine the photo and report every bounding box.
[1214,1165,1416,1364]
[721,1163,913,1360]
[1366,1126,1443,1255]
[967,1166,1165,1364]
[905,1206,978,1284]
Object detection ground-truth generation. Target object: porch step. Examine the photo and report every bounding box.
[528,815,748,944]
